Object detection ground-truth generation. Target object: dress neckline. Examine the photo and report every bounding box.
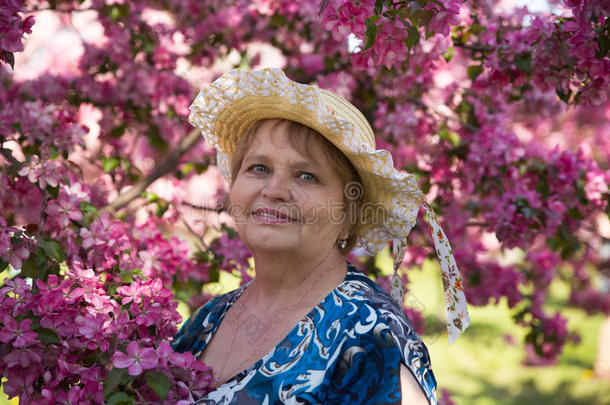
[205,261,357,388]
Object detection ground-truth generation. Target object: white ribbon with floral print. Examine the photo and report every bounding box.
[390,202,470,345]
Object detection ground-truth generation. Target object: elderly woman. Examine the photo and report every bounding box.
[172,69,470,404]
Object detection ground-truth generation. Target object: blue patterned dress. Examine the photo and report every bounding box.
[172,262,438,404]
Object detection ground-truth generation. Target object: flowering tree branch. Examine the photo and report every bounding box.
[104,128,202,212]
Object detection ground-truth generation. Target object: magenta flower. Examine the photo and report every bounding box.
[0,216,10,254]
[45,188,84,228]
[0,317,37,347]
[112,341,158,376]
[1,243,30,270]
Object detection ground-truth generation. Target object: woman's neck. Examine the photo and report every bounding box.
[247,248,347,311]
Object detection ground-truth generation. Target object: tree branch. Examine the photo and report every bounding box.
[454,41,495,53]
[103,128,203,212]
[28,7,96,13]
[405,96,480,133]
[465,221,489,227]
[181,201,226,213]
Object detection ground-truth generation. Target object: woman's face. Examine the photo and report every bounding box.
[228,120,347,258]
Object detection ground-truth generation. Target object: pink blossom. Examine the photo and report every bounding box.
[17,155,61,189]
[46,188,84,228]
[1,369,37,400]
[0,1,34,58]
[211,232,252,283]
[1,242,29,270]
[112,341,159,376]
[0,317,37,347]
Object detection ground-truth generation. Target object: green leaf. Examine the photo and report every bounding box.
[109,125,126,138]
[364,17,379,50]
[556,87,572,104]
[48,145,60,160]
[2,51,15,70]
[40,240,63,262]
[456,100,480,129]
[225,225,237,239]
[80,201,99,216]
[442,46,454,62]
[155,200,169,217]
[104,368,130,398]
[208,265,220,283]
[147,124,169,152]
[410,9,434,29]
[374,0,384,15]
[37,328,60,344]
[439,127,460,146]
[467,65,484,80]
[195,163,209,174]
[11,122,22,133]
[180,162,194,176]
[108,3,129,21]
[19,255,37,278]
[47,184,60,199]
[596,33,610,58]
[106,392,134,405]
[145,371,171,400]
[119,271,134,283]
[142,191,159,203]
[405,24,420,50]
[103,157,120,173]
[514,53,532,74]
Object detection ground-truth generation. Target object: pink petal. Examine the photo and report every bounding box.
[112,352,133,369]
[139,348,158,370]
[125,341,140,356]
[127,362,143,376]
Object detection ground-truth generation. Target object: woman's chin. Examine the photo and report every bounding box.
[241,231,299,252]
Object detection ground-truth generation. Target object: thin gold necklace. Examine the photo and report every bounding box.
[214,257,343,385]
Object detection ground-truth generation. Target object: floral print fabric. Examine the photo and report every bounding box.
[172,262,438,404]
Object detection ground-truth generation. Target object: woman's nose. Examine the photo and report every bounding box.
[261,173,292,201]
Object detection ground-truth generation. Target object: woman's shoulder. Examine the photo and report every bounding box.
[171,287,244,353]
[340,263,423,336]
[334,263,437,403]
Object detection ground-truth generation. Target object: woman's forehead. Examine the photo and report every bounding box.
[245,120,329,165]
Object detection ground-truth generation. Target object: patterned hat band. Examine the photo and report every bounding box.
[188,68,470,344]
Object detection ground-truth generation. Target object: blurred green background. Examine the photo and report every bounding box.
[2,256,609,404]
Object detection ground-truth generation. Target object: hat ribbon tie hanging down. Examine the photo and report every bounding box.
[390,201,471,345]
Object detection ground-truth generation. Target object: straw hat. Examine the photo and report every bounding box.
[188,67,470,344]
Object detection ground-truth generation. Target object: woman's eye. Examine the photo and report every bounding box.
[299,172,317,182]
[248,164,267,174]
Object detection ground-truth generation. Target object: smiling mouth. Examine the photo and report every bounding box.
[251,210,298,223]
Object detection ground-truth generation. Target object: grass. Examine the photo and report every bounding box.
[406,259,610,405]
[2,258,609,404]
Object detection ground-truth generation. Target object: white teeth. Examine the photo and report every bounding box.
[255,212,285,219]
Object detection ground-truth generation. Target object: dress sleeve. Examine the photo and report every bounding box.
[326,317,437,405]
[171,296,223,354]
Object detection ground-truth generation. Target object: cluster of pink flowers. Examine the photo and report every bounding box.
[0,151,217,402]
[461,1,609,106]
[210,230,253,285]
[0,269,213,403]
[520,310,580,365]
[0,65,216,400]
[321,0,460,71]
[0,0,34,66]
